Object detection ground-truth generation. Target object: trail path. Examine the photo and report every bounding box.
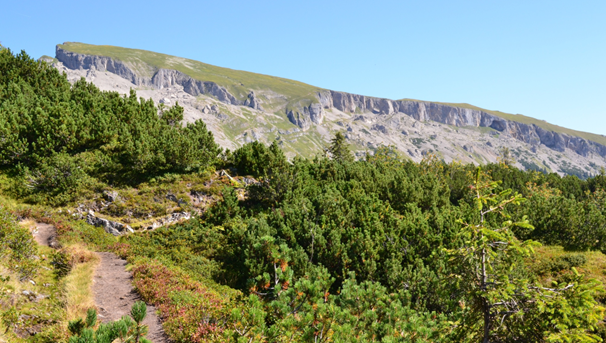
[32,222,57,247]
[93,252,170,343]
[29,221,169,342]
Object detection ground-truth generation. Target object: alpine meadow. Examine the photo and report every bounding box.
[2,44,606,343]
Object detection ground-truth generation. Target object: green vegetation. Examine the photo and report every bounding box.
[3,47,606,342]
[0,48,220,205]
[103,150,606,342]
[0,206,113,342]
[67,304,151,343]
[326,132,354,162]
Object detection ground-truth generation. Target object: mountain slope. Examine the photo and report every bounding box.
[52,42,606,178]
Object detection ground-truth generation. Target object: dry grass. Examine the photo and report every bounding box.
[63,244,100,321]
[530,245,606,286]
[18,219,36,231]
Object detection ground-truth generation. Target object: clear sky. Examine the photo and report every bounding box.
[2,0,605,135]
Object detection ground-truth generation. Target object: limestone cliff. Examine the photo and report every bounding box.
[55,44,606,166]
[56,46,255,109]
[316,91,606,158]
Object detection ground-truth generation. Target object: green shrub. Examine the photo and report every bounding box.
[230,141,285,177]
[68,304,151,343]
[0,206,38,279]
[18,152,97,206]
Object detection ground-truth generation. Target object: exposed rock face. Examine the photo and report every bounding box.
[286,102,324,130]
[86,211,133,236]
[56,47,149,86]
[330,91,395,115]
[144,212,191,231]
[286,109,311,131]
[151,69,240,105]
[371,124,389,135]
[396,100,606,157]
[56,46,253,109]
[316,92,606,158]
[244,91,262,110]
[103,191,119,203]
[56,45,606,158]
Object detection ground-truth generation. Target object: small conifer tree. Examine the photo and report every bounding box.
[327,132,354,162]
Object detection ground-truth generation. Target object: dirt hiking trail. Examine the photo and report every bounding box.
[31,222,58,248]
[93,252,170,343]
[28,222,169,342]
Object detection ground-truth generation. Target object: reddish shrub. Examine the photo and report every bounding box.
[131,259,236,342]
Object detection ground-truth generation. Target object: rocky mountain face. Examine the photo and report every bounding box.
[53,45,606,178]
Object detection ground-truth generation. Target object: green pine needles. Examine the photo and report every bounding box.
[0,49,220,204]
[67,302,151,343]
[445,168,605,342]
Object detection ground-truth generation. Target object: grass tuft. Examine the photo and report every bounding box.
[63,245,100,321]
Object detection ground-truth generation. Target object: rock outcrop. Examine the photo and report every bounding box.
[56,47,149,86]
[144,212,191,231]
[244,91,262,110]
[86,211,133,236]
[286,102,324,131]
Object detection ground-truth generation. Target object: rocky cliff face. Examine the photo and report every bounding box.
[56,47,148,86]
[312,91,606,158]
[56,46,254,109]
[55,45,606,161]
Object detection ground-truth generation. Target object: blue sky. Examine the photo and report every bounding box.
[2,0,605,135]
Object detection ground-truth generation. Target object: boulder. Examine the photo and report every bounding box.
[103,190,119,203]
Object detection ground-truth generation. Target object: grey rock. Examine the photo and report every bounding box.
[311,89,606,158]
[151,69,239,105]
[86,212,133,236]
[166,193,179,203]
[244,91,262,110]
[317,90,333,109]
[144,212,191,231]
[166,193,186,206]
[56,47,148,85]
[287,109,311,130]
[39,56,55,64]
[286,101,324,130]
[34,294,48,303]
[242,177,259,185]
[56,47,244,108]
[103,190,119,203]
[330,91,394,115]
[371,124,389,135]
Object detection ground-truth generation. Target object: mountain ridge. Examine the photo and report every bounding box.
[51,42,606,177]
